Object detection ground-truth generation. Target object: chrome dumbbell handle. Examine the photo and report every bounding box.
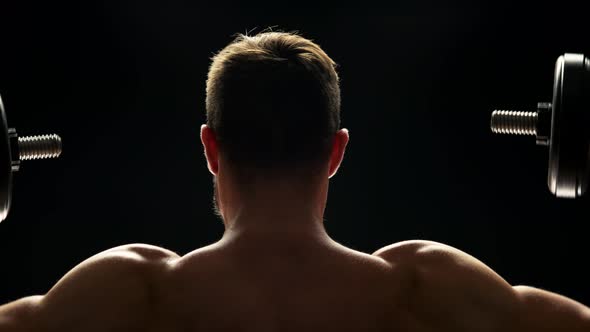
[0,94,63,222]
[491,110,538,135]
[8,129,62,172]
[490,103,552,146]
[490,53,589,199]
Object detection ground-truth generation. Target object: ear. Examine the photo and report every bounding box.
[328,128,349,178]
[200,124,219,175]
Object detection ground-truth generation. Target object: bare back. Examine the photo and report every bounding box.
[155,237,406,331]
[1,238,589,331]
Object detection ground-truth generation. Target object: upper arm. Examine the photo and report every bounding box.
[513,285,590,331]
[373,240,590,332]
[0,244,179,332]
[0,296,43,332]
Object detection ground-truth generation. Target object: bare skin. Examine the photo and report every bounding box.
[0,125,589,332]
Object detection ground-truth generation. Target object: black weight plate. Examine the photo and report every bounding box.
[0,95,12,221]
[547,54,590,198]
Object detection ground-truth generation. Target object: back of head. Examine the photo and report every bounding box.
[206,31,341,185]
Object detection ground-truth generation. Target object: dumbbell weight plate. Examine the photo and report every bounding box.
[547,54,590,198]
[0,95,12,221]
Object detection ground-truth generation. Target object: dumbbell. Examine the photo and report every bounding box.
[0,93,62,222]
[490,53,589,198]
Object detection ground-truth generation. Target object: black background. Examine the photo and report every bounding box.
[1,1,589,307]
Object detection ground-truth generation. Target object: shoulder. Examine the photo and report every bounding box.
[45,242,180,300]
[1,243,180,332]
[372,239,462,266]
[373,239,499,274]
[373,240,518,331]
[51,243,180,287]
[372,239,514,295]
[372,239,438,258]
[98,243,180,264]
[371,240,499,292]
[49,242,180,297]
[39,243,179,330]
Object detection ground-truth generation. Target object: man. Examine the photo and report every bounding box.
[0,31,588,332]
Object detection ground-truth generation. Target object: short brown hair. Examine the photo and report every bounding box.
[206,31,341,181]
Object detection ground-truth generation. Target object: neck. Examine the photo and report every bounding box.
[216,175,330,241]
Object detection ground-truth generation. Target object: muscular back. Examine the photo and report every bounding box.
[156,237,401,331]
[1,238,589,331]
